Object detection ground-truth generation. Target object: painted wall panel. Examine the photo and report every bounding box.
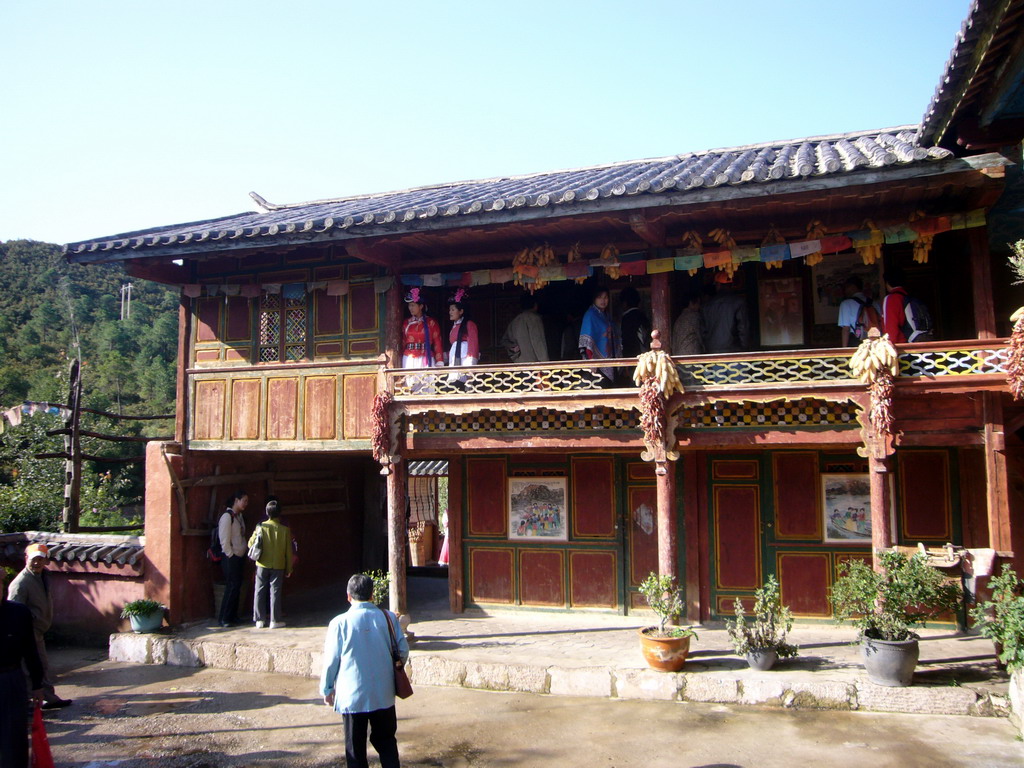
[714,486,761,590]
[316,293,343,335]
[342,374,376,439]
[714,460,759,479]
[628,486,658,587]
[225,297,252,341]
[519,550,565,606]
[194,380,225,440]
[570,551,617,608]
[469,548,514,603]
[267,378,298,440]
[571,458,616,538]
[230,379,260,440]
[773,453,821,539]
[304,376,337,440]
[349,283,378,332]
[900,451,952,541]
[196,298,220,342]
[467,459,506,536]
[777,552,831,616]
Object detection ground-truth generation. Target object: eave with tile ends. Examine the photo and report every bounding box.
[65,127,970,264]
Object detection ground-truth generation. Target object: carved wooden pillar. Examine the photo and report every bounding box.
[982,392,1012,550]
[868,455,893,566]
[651,271,672,353]
[968,226,997,339]
[656,463,677,580]
[386,462,408,616]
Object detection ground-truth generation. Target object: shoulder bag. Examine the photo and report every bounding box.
[247,523,264,562]
[380,607,413,699]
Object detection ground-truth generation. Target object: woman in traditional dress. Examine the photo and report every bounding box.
[402,288,444,393]
[446,288,479,386]
[578,286,617,385]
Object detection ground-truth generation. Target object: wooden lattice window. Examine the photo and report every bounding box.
[259,293,308,363]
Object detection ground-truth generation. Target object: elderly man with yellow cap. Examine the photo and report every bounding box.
[7,542,72,709]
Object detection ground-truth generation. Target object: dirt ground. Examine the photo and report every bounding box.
[35,647,1024,768]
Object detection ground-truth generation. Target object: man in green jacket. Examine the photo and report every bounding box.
[249,500,294,629]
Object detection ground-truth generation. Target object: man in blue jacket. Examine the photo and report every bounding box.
[320,574,409,768]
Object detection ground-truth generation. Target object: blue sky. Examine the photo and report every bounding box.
[1,0,972,245]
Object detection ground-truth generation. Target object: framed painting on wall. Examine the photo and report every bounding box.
[822,473,872,543]
[509,477,567,541]
[811,252,884,326]
[758,277,804,347]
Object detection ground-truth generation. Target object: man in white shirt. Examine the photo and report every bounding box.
[217,491,248,627]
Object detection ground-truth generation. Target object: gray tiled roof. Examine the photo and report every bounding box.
[66,127,953,259]
[0,531,144,567]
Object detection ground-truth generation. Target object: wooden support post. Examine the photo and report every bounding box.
[175,296,191,445]
[982,392,1012,550]
[656,463,677,581]
[384,271,403,371]
[869,455,893,570]
[682,452,701,622]
[386,463,408,616]
[969,226,997,340]
[447,456,464,613]
[63,360,82,533]
[651,272,672,353]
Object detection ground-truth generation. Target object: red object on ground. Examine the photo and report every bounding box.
[31,705,55,768]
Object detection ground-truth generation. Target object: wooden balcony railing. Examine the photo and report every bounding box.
[387,338,1011,401]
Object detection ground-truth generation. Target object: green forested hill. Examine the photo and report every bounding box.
[0,239,180,533]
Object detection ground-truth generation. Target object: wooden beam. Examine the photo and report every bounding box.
[656,463,677,585]
[629,213,666,246]
[124,260,193,285]
[175,297,190,445]
[346,241,403,270]
[969,226,997,339]
[406,434,640,452]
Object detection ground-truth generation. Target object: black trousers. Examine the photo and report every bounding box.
[0,667,28,768]
[343,706,399,768]
[219,555,244,624]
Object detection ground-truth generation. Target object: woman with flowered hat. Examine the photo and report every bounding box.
[446,288,479,381]
[401,287,444,370]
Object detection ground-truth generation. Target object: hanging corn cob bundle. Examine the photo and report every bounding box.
[1007,306,1024,400]
[567,242,588,284]
[908,212,934,264]
[632,349,683,396]
[854,220,884,265]
[512,246,531,289]
[849,333,898,437]
[534,243,555,290]
[680,230,703,275]
[761,224,786,270]
[599,243,621,279]
[804,220,826,266]
[708,227,737,278]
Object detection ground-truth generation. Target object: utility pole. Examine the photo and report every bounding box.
[120,282,133,320]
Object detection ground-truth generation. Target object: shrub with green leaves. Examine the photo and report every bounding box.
[830,550,962,642]
[970,564,1024,672]
[363,569,391,606]
[639,572,697,639]
[727,575,798,658]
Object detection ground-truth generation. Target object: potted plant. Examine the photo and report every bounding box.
[830,550,961,687]
[121,599,166,633]
[970,563,1024,673]
[638,572,698,672]
[726,575,798,670]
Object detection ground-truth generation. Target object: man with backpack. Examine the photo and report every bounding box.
[837,276,881,347]
[882,266,934,343]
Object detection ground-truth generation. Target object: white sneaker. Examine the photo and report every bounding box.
[255,621,266,629]
[269,621,286,629]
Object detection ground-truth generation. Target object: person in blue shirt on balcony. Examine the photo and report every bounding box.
[321,574,409,768]
[579,286,618,385]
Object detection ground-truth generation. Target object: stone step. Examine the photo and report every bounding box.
[108,632,1010,719]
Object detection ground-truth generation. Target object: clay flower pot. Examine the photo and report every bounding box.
[638,627,692,672]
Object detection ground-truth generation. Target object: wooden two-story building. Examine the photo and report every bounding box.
[65,114,1023,626]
